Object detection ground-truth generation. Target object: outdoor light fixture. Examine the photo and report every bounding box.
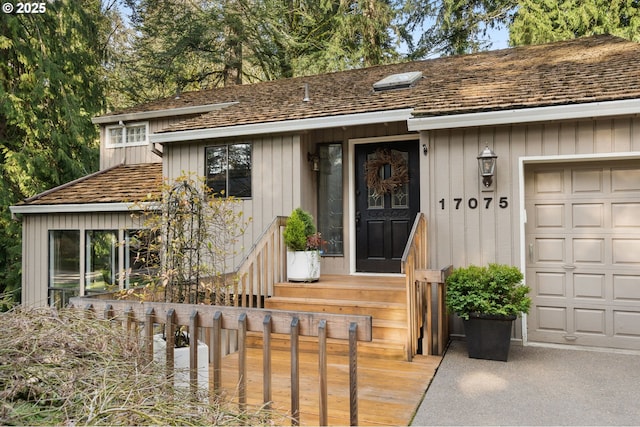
[308,152,320,172]
[477,145,497,188]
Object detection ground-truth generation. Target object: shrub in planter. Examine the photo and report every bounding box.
[284,208,322,282]
[445,264,531,361]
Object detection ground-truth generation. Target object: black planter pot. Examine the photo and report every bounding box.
[462,313,516,361]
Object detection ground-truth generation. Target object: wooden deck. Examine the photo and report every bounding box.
[220,346,442,426]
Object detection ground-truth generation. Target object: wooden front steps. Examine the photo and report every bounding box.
[251,274,410,360]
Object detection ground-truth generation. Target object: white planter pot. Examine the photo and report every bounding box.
[287,250,321,282]
[153,334,209,391]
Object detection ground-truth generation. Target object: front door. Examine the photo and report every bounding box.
[355,141,420,273]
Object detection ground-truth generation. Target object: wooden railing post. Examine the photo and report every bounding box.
[349,322,358,427]
[211,311,222,399]
[290,317,300,426]
[145,307,154,363]
[189,310,199,397]
[318,319,328,426]
[165,309,176,382]
[263,314,272,409]
[238,313,247,411]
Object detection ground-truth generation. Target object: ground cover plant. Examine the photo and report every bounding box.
[0,306,281,426]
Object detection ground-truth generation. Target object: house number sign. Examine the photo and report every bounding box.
[438,196,509,210]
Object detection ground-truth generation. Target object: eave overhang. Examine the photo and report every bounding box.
[407,99,640,131]
[150,109,415,144]
[92,102,239,125]
[10,202,160,217]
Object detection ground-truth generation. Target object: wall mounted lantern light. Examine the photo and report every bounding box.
[477,145,497,188]
[308,152,320,172]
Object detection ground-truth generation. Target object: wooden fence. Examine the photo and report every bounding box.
[402,213,452,358]
[69,297,372,426]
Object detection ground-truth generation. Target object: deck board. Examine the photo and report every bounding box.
[219,347,441,426]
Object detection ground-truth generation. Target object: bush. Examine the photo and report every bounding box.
[283,208,316,251]
[445,263,531,320]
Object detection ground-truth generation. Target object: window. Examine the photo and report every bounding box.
[85,230,118,294]
[205,143,252,197]
[317,143,344,255]
[106,122,148,147]
[125,229,160,288]
[49,230,80,308]
[48,228,160,308]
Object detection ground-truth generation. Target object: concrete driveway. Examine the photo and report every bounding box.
[411,340,640,426]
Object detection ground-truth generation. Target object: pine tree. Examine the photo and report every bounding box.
[0,0,107,301]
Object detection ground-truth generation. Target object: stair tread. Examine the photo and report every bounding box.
[266,296,405,308]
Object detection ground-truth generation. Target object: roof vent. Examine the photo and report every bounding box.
[373,71,422,91]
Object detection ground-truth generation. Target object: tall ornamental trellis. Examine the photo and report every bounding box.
[164,180,205,304]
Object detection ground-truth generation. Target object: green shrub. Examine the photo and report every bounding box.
[283,208,317,251]
[445,263,531,320]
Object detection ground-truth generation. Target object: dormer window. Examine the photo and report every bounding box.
[105,122,148,148]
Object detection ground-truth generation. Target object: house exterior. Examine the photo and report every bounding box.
[11,35,640,352]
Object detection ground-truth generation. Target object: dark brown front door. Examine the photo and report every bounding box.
[355,141,420,273]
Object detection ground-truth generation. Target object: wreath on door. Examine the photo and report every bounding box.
[365,148,409,195]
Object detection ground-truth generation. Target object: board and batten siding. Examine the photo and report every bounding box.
[22,212,143,307]
[424,116,640,340]
[163,134,307,269]
[99,117,199,170]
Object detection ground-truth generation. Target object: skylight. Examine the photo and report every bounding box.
[373,71,423,91]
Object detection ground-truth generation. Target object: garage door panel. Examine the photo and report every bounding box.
[572,169,603,193]
[612,203,640,227]
[611,168,640,192]
[574,274,605,299]
[534,170,565,194]
[572,203,604,228]
[526,160,640,351]
[536,272,566,297]
[574,308,606,334]
[612,239,640,264]
[613,311,640,337]
[535,306,567,331]
[536,238,566,262]
[613,275,640,301]
[573,238,604,263]
[536,204,565,228]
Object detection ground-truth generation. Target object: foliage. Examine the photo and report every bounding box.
[401,0,517,57]
[0,0,108,302]
[283,207,321,251]
[126,174,251,306]
[445,263,531,320]
[509,0,640,46]
[0,307,281,426]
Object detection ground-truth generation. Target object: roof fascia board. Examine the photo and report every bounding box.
[150,109,415,144]
[407,99,640,131]
[92,102,239,124]
[10,202,160,216]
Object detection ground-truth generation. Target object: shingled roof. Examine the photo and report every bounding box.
[97,35,640,135]
[18,163,162,206]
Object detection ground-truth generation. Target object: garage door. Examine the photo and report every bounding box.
[525,160,640,350]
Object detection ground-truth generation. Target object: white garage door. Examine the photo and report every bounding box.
[525,160,640,350]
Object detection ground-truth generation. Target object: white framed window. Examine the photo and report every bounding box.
[105,122,149,148]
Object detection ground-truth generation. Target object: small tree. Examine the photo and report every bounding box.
[127,174,251,306]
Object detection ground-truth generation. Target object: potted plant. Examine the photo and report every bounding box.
[445,263,531,361]
[283,207,322,282]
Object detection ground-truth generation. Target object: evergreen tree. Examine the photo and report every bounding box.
[0,0,107,301]
[509,0,640,45]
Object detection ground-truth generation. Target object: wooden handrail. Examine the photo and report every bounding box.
[70,297,372,426]
[401,213,452,358]
[234,216,288,308]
